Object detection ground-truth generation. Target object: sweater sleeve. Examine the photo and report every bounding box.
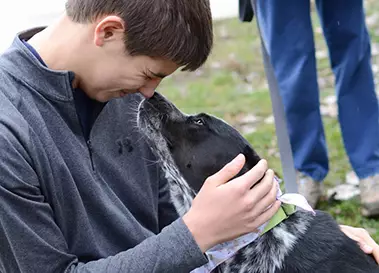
[0,125,207,273]
[70,219,207,272]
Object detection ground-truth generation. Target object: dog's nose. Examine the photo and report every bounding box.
[147,92,166,107]
[149,92,164,102]
[146,92,172,113]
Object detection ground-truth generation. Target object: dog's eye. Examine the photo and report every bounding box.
[193,118,204,125]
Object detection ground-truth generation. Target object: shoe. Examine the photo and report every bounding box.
[297,173,322,209]
[359,174,379,217]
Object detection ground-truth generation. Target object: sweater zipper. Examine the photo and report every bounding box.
[87,139,95,171]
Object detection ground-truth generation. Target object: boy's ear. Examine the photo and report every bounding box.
[94,16,125,46]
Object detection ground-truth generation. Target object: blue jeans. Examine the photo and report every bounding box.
[256,0,379,181]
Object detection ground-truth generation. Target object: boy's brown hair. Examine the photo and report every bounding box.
[65,0,213,71]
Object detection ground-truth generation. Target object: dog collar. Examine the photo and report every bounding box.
[191,177,315,273]
[261,203,296,235]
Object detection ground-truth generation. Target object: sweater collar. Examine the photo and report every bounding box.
[0,27,76,101]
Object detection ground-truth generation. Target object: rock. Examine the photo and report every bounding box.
[366,14,379,27]
[245,85,254,93]
[246,72,258,83]
[323,95,337,105]
[240,114,259,125]
[372,43,379,56]
[237,84,254,94]
[194,69,204,77]
[316,50,328,59]
[228,53,237,60]
[240,125,257,135]
[219,25,231,39]
[319,77,327,88]
[373,64,379,74]
[211,62,222,69]
[264,115,275,124]
[320,105,338,118]
[315,26,322,34]
[366,228,377,236]
[268,147,279,157]
[345,171,359,186]
[327,184,360,201]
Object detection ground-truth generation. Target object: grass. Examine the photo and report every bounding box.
[157,1,379,241]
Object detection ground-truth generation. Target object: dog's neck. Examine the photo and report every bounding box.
[160,154,196,216]
[143,125,196,215]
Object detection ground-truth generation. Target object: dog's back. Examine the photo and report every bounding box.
[220,210,378,273]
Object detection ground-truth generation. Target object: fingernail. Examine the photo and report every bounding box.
[363,244,373,253]
[235,154,244,163]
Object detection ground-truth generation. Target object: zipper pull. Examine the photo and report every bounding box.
[87,140,95,170]
[87,140,92,150]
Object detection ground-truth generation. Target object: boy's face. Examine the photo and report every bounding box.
[76,15,179,102]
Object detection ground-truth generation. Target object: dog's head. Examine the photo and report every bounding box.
[138,92,262,192]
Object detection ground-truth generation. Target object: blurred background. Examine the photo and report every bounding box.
[1,0,378,240]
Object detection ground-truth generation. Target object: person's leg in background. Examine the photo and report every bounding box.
[255,0,326,207]
[317,0,379,216]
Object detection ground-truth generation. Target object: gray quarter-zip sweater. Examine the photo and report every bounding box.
[0,28,207,273]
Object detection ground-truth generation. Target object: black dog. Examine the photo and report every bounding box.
[137,92,379,273]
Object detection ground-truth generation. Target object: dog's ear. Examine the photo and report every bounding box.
[238,145,266,187]
[235,145,262,178]
[242,144,261,168]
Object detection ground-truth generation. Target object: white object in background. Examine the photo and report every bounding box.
[210,0,238,20]
[0,0,65,53]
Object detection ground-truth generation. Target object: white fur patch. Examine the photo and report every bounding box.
[220,214,310,273]
[137,102,195,215]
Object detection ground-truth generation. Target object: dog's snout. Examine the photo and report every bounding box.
[150,92,164,101]
[141,92,186,125]
[148,92,166,105]
[146,92,173,113]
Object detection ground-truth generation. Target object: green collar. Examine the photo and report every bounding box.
[261,203,296,235]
